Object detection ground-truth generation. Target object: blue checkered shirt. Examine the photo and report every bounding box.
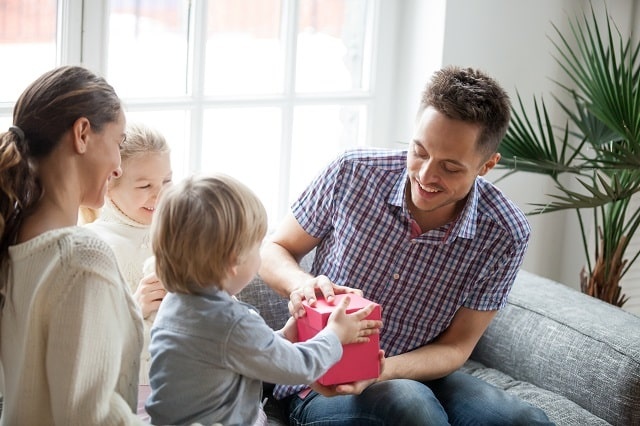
[273,148,530,399]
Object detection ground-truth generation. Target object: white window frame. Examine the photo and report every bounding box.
[57,0,401,221]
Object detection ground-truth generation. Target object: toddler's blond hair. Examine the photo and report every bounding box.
[151,173,267,294]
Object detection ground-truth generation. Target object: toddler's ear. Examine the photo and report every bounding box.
[228,264,238,277]
[227,253,240,277]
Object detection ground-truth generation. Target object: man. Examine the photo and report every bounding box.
[260,66,553,425]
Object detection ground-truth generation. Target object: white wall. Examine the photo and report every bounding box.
[386,0,638,292]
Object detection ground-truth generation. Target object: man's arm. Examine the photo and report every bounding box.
[260,212,362,317]
[316,307,496,396]
[383,307,496,381]
[326,307,496,396]
[260,212,320,298]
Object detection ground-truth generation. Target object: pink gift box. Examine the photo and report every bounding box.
[297,293,381,385]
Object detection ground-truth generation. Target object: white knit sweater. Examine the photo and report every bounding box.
[85,199,155,385]
[1,227,145,425]
[85,199,151,294]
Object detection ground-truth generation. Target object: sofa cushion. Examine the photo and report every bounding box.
[460,359,608,426]
[238,265,640,425]
[471,270,640,426]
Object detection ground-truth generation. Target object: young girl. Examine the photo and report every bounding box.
[0,65,145,424]
[145,174,382,426]
[84,122,172,386]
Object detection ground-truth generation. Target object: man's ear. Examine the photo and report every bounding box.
[478,152,501,176]
[72,117,91,155]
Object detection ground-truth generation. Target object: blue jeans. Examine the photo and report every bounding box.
[286,372,554,425]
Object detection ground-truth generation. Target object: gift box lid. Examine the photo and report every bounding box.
[302,293,381,330]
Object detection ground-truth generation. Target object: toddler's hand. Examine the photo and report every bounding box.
[134,272,167,319]
[279,316,298,343]
[325,297,382,345]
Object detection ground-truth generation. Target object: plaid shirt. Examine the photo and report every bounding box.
[273,149,530,399]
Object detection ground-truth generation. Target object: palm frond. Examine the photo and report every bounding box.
[499,93,583,177]
[551,6,640,145]
[527,170,640,214]
[501,3,640,305]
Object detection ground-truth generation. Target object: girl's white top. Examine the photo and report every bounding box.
[85,199,155,385]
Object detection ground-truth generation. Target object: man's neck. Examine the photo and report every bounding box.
[405,184,465,233]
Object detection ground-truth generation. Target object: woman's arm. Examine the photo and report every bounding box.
[47,255,146,425]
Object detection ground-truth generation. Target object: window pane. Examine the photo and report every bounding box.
[0,116,11,131]
[289,104,367,201]
[201,107,282,222]
[296,0,372,93]
[108,0,190,97]
[0,0,58,102]
[124,110,191,182]
[205,0,284,96]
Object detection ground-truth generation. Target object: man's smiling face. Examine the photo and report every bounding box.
[406,106,499,230]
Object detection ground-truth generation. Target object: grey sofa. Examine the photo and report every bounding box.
[238,263,640,426]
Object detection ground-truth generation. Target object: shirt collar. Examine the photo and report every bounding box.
[387,170,480,241]
[447,178,479,241]
[388,169,407,208]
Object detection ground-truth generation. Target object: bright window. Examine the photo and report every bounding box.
[0,0,58,128]
[1,0,383,227]
[104,0,378,225]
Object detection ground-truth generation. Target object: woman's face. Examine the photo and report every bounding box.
[81,110,126,209]
[108,151,173,225]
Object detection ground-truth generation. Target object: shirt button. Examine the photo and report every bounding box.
[393,273,400,280]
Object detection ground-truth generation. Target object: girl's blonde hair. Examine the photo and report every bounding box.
[78,122,170,224]
[151,173,267,294]
[110,121,170,186]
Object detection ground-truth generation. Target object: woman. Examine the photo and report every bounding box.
[0,65,145,424]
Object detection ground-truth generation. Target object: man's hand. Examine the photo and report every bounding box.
[289,275,363,319]
[134,272,167,319]
[310,350,386,396]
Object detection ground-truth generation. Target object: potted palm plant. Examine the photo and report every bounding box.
[496,5,640,307]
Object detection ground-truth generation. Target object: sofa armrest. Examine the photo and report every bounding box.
[471,270,640,426]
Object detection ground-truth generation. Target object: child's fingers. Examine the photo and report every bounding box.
[352,319,382,344]
[358,321,381,335]
[326,296,351,323]
[334,295,351,314]
[350,303,376,319]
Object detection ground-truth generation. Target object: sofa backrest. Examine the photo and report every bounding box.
[238,259,640,426]
[472,270,640,426]
[237,275,290,330]
[237,253,314,331]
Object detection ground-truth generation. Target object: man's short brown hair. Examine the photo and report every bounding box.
[418,65,511,156]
